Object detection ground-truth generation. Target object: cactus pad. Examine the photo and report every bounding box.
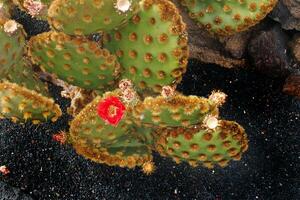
[3,59,50,97]
[69,92,152,168]
[103,0,188,93]
[48,0,141,35]
[132,94,219,127]
[0,19,26,75]
[0,0,13,19]
[28,31,121,91]
[154,120,248,168]
[180,0,278,35]
[0,81,62,124]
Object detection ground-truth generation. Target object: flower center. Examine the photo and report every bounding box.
[108,105,118,118]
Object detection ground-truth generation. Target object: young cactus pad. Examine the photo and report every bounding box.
[28,31,121,91]
[0,81,62,124]
[69,92,152,168]
[103,0,188,93]
[48,0,141,35]
[132,94,219,127]
[180,0,278,35]
[154,120,248,168]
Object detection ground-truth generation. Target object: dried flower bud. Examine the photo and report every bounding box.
[115,0,131,13]
[4,20,19,35]
[209,91,227,106]
[142,161,155,175]
[23,0,46,17]
[161,85,175,98]
[119,79,133,91]
[203,115,219,129]
[0,165,10,175]
[121,88,136,103]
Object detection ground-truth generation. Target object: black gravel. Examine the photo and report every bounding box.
[0,8,299,200]
[1,60,299,200]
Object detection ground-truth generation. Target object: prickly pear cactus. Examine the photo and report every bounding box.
[4,59,50,97]
[28,31,121,91]
[0,15,62,124]
[69,91,152,168]
[0,81,62,123]
[0,0,250,173]
[154,120,248,168]
[132,94,219,127]
[48,0,141,35]
[103,0,188,93]
[0,19,26,75]
[180,0,278,35]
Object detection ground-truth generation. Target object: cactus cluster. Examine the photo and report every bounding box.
[0,4,61,123]
[0,0,262,174]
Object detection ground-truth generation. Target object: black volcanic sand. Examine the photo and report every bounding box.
[0,9,300,200]
[1,60,299,200]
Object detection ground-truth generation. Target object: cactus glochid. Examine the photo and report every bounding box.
[0,0,263,174]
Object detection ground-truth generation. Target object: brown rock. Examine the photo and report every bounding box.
[283,0,300,18]
[270,0,300,30]
[172,0,245,68]
[291,35,300,62]
[283,74,300,98]
[220,31,252,59]
[248,25,293,77]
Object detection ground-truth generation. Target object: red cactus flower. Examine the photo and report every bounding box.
[52,131,67,144]
[97,96,126,126]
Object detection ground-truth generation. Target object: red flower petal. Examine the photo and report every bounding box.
[52,131,67,144]
[97,96,126,126]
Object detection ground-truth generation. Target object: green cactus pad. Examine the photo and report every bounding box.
[0,19,26,75]
[28,31,121,91]
[131,125,155,148]
[154,120,248,168]
[103,0,188,93]
[0,81,62,124]
[48,0,141,35]
[3,59,50,97]
[180,0,278,35]
[132,94,219,127]
[69,92,152,168]
[0,0,13,19]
